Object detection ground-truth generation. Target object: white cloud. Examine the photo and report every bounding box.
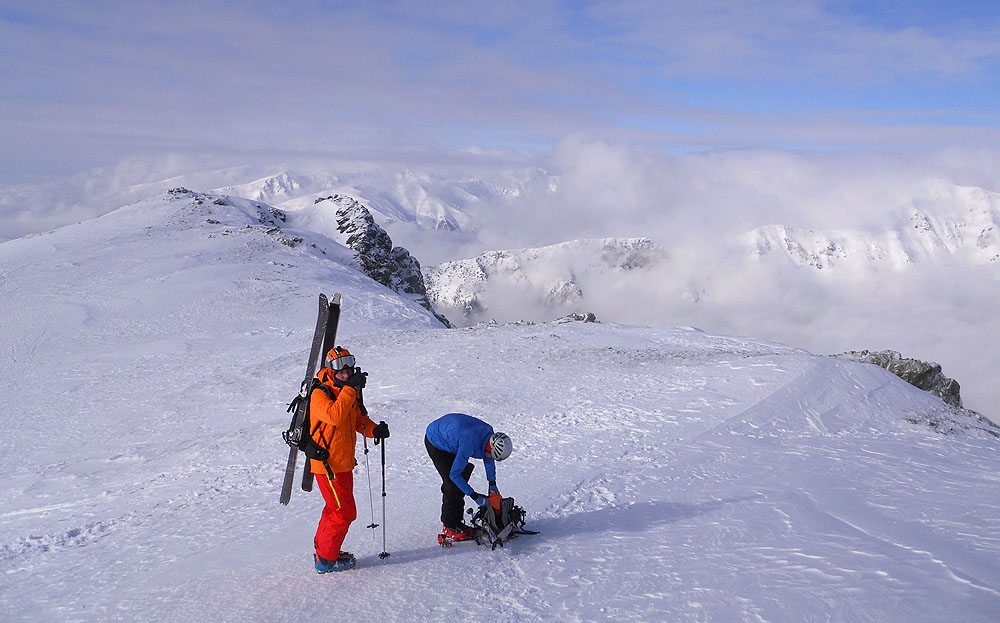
[3,2,1000,184]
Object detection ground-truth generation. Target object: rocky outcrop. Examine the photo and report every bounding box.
[837,349,999,437]
[324,195,450,327]
[555,312,598,324]
[168,188,303,247]
[838,349,962,407]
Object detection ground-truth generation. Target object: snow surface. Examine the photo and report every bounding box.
[2,191,999,622]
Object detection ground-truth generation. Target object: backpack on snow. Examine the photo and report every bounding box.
[469,496,538,549]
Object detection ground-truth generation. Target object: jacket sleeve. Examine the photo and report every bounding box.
[483,457,497,483]
[356,410,376,437]
[450,452,477,498]
[311,385,359,430]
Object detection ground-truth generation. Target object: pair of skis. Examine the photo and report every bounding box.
[279,292,342,505]
[280,292,391,560]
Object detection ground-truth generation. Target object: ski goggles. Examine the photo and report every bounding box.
[327,353,356,370]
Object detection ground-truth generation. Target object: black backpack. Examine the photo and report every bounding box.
[470,496,538,549]
[282,379,332,463]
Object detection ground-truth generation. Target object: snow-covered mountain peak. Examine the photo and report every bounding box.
[204,166,561,241]
[211,168,473,232]
[744,224,910,271]
[0,186,444,353]
[213,171,336,204]
[746,189,1000,271]
[425,237,664,323]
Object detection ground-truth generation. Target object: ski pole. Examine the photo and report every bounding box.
[358,390,379,540]
[378,438,390,560]
[362,443,379,540]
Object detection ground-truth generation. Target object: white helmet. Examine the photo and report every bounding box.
[488,432,512,461]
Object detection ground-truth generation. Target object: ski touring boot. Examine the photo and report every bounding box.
[437,523,476,546]
[315,552,357,573]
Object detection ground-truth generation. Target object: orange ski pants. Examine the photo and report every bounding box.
[314,470,357,561]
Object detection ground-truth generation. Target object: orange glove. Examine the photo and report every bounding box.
[489,491,502,511]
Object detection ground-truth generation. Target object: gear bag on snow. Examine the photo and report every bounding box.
[469,496,538,549]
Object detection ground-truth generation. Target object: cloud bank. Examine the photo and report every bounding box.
[3,1,1000,184]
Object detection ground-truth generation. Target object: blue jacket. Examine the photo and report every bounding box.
[425,413,497,498]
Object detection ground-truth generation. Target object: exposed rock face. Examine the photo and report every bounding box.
[838,349,963,407]
[555,312,598,324]
[333,196,396,283]
[545,279,583,306]
[328,195,450,327]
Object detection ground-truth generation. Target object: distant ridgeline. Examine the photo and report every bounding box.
[167,188,449,327]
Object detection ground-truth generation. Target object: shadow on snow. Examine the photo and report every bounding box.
[365,495,760,567]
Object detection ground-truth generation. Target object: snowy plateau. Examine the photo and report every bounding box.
[2,188,1000,623]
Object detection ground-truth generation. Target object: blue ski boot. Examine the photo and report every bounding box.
[315,552,356,573]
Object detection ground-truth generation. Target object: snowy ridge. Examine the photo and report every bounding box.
[425,237,664,323]
[747,185,1000,270]
[213,168,556,235]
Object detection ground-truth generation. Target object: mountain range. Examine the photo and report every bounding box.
[2,184,999,621]
[3,166,998,414]
[746,184,1000,271]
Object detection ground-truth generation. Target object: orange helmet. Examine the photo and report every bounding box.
[325,346,356,371]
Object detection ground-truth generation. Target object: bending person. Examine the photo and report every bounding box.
[424,412,512,541]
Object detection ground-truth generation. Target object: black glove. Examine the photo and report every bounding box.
[345,369,368,390]
[372,421,390,440]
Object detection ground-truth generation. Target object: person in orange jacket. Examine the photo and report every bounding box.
[309,346,389,573]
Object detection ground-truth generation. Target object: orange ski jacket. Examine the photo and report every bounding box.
[308,367,376,474]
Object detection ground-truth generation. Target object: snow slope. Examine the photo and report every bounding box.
[1,192,999,622]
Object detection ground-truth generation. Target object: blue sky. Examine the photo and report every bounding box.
[2,0,1000,184]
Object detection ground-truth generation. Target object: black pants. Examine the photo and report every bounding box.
[424,435,474,528]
